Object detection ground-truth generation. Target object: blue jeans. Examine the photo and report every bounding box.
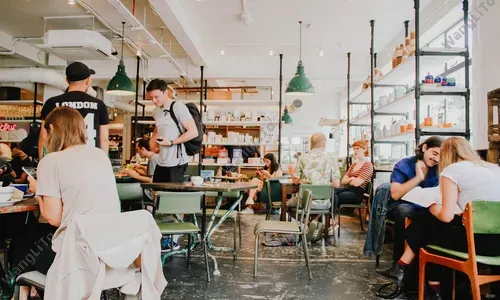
[364,183,391,257]
[387,199,426,261]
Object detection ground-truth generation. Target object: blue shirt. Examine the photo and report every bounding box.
[390,156,439,188]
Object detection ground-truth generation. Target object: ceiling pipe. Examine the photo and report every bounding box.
[91,0,195,85]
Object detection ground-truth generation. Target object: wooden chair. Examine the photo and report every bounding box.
[419,201,500,300]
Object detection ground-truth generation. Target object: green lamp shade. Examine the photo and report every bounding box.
[285,60,314,96]
[282,108,293,124]
[106,59,135,96]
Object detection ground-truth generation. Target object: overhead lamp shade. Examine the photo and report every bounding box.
[285,60,314,96]
[282,107,293,124]
[106,59,135,96]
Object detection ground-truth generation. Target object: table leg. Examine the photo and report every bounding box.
[281,186,288,221]
[206,193,243,261]
[201,194,206,239]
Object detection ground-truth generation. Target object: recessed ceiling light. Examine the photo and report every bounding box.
[136,49,142,56]
[319,50,324,56]
[220,49,225,56]
[269,49,274,56]
[68,0,76,4]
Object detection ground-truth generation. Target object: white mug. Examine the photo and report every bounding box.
[191,176,203,186]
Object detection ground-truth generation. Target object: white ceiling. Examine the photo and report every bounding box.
[0,0,459,96]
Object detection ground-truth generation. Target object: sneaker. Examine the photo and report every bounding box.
[245,197,255,205]
[306,220,318,242]
[312,222,325,242]
[240,207,254,214]
[161,237,180,251]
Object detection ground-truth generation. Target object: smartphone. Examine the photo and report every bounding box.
[22,167,37,180]
[156,138,164,142]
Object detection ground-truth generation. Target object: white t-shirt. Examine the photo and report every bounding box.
[440,161,500,211]
[152,101,193,167]
[36,145,120,252]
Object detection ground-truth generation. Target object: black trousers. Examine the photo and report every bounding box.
[334,186,365,207]
[153,164,188,183]
[7,222,57,282]
[405,210,500,281]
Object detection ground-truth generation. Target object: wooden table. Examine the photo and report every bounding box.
[280,180,300,221]
[142,182,258,274]
[0,198,39,215]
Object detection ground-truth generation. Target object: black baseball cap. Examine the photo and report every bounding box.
[66,62,96,82]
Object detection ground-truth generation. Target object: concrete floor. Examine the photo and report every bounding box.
[154,211,406,300]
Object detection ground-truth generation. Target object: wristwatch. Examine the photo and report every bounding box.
[170,140,175,147]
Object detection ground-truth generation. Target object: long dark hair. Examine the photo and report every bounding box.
[263,153,280,174]
[415,136,443,160]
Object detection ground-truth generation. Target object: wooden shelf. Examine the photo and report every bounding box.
[0,100,43,105]
[203,142,278,146]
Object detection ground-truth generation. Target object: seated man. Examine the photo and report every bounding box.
[121,138,160,203]
[376,136,442,276]
[289,132,340,242]
[10,143,34,184]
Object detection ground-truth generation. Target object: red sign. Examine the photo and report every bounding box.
[0,123,17,132]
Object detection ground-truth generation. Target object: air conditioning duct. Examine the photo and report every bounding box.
[36,30,117,61]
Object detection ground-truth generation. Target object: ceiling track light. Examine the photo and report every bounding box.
[319,50,324,56]
[269,49,274,56]
[220,49,225,56]
[68,0,76,4]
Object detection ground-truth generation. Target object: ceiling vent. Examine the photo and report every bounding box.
[36,30,117,61]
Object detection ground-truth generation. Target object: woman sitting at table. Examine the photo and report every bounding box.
[7,107,121,300]
[335,139,373,208]
[241,153,283,214]
[377,137,500,298]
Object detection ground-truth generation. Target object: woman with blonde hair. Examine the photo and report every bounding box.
[377,137,500,298]
[7,106,120,299]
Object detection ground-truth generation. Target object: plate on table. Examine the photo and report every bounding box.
[23,193,35,198]
[0,200,22,207]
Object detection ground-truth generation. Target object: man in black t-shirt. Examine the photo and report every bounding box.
[38,62,110,158]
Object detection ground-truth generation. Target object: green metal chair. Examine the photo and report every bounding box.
[155,191,210,282]
[289,184,334,243]
[419,201,500,300]
[116,182,144,212]
[254,189,314,279]
[336,181,373,238]
[262,179,283,220]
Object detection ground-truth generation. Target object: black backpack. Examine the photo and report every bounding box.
[169,101,203,156]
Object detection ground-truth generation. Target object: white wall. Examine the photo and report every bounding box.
[471,0,500,149]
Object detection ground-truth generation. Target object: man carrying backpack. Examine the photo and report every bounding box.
[147,79,200,183]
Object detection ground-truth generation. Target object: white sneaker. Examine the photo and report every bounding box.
[240,207,254,214]
[245,197,255,205]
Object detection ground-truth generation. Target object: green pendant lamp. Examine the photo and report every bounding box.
[282,106,293,124]
[286,21,314,96]
[106,22,135,96]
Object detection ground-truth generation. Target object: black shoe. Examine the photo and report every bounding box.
[375,263,405,287]
[425,284,442,300]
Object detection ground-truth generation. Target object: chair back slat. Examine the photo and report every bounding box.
[299,189,313,227]
[116,183,143,202]
[470,200,500,234]
[299,184,333,200]
[156,191,204,214]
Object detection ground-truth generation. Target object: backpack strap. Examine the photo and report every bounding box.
[168,101,183,160]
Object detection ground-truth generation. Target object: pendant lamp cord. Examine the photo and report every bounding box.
[121,22,125,60]
[299,21,302,61]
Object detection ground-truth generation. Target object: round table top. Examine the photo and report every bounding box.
[0,197,38,214]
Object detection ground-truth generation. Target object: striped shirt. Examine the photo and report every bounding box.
[346,161,373,190]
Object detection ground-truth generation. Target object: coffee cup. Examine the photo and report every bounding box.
[190,176,203,186]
